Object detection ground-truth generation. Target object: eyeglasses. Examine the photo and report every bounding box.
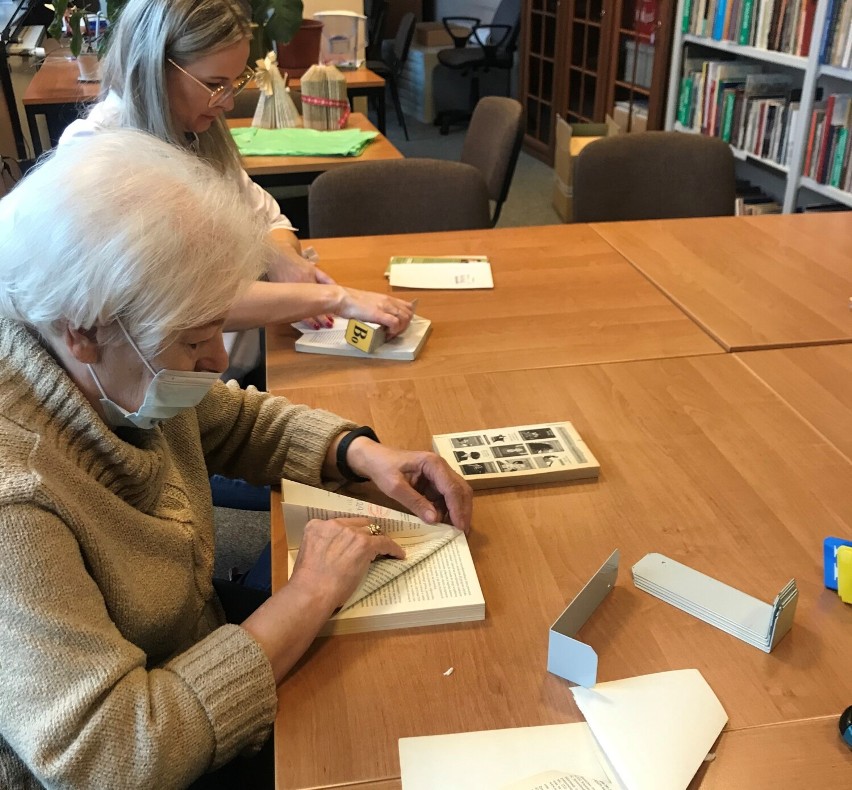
[167,58,255,109]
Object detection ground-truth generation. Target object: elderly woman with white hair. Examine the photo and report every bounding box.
[0,130,472,789]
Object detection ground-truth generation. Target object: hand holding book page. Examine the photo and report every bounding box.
[281,481,484,632]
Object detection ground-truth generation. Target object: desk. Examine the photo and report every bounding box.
[266,224,723,390]
[22,53,99,155]
[229,112,402,189]
[268,355,852,789]
[592,213,852,351]
[735,344,852,463]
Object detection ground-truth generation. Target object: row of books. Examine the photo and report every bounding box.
[821,0,852,66]
[682,0,819,56]
[735,178,785,212]
[677,60,799,165]
[803,92,852,190]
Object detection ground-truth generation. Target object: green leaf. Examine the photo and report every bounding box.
[259,0,304,46]
[46,0,68,41]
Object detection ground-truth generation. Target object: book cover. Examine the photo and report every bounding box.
[280,480,485,636]
[292,314,432,361]
[739,0,756,43]
[432,421,600,491]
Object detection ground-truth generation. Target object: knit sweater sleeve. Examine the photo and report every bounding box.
[0,502,276,789]
[196,380,356,486]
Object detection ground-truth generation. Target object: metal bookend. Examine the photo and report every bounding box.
[547,549,619,687]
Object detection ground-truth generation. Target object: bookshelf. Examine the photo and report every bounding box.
[665,0,852,212]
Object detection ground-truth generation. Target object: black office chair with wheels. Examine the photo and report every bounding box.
[366,11,416,141]
[434,0,521,135]
[308,158,491,237]
[572,132,737,222]
[461,96,523,226]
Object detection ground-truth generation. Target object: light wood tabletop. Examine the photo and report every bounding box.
[690,716,852,789]
[735,344,852,463]
[265,224,723,390]
[268,354,852,789]
[22,54,101,106]
[592,213,852,351]
[228,113,402,179]
[287,66,385,92]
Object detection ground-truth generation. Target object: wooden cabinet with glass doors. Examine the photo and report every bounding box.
[520,0,675,161]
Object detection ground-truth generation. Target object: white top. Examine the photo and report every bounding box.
[60,92,292,380]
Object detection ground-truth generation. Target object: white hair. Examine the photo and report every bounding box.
[0,129,267,356]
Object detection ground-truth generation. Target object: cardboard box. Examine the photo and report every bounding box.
[612,102,648,134]
[551,115,621,222]
[415,21,469,48]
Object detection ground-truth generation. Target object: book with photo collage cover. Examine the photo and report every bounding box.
[432,422,600,490]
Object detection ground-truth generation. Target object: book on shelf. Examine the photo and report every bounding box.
[432,421,600,491]
[291,314,432,361]
[280,480,485,635]
[802,93,852,188]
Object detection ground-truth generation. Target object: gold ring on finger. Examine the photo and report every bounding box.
[367,523,383,536]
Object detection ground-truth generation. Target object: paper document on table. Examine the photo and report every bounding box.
[570,670,727,790]
[399,723,610,790]
[388,259,494,289]
[281,481,484,634]
[501,771,612,790]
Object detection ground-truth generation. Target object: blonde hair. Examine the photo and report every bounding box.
[0,130,267,356]
[100,0,252,176]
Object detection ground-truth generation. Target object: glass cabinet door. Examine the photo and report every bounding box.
[563,0,615,123]
[523,0,561,152]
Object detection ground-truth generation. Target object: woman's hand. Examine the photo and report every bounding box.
[344,441,474,533]
[290,517,405,607]
[336,289,415,338]
[241,517,404,684]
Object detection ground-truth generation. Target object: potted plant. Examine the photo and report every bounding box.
[45,1,123,80]
[250,0,304,59]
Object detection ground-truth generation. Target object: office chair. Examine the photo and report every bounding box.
[434,0,521,135]
[461,97,523,226]
[365,11,416,141]
[364,0,387,60]
[308,158,491,237]
[572,132,736,222]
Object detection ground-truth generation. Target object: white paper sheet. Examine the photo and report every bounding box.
[570,669,727,790]
[399,723,610,790]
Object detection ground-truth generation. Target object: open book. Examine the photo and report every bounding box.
[292,315,432,361]
[281,480,485,635]
[432,422,600,490]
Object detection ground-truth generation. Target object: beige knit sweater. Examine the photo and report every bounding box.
[0,319,354,789]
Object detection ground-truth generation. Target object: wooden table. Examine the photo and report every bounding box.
[229,112,401,188]
[266,224,723,390]
[268,354,852,789]
[735,344,852,463]
[690,716,851,789]
[22,54,100,155]
[592,213,852,351]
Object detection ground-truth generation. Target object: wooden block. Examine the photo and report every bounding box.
[345,319,386,353]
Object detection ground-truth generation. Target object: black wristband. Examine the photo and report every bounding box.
[336,426,379,483]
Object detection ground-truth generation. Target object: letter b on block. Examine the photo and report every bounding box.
[345,319,385,353]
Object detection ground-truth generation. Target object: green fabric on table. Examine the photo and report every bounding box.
[230,126,378,157]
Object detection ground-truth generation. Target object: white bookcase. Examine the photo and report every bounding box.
[665,0,852,212]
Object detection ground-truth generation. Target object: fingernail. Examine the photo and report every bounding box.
[325,318,334,328]
[311,322,321,330]
[424,509,437,522]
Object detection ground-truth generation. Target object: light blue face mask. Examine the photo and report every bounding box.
[88,318,220,430]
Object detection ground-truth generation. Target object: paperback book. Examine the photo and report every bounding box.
[432,421,600,490]
[292,315,432,361]
[281,480,485,635]
[386,256,494,289]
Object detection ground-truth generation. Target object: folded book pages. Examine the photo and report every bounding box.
[291,315,431,361]
[632,553,798,652]
[300,63,349,129]
[280,480,484,635]
[252,51,300,129]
